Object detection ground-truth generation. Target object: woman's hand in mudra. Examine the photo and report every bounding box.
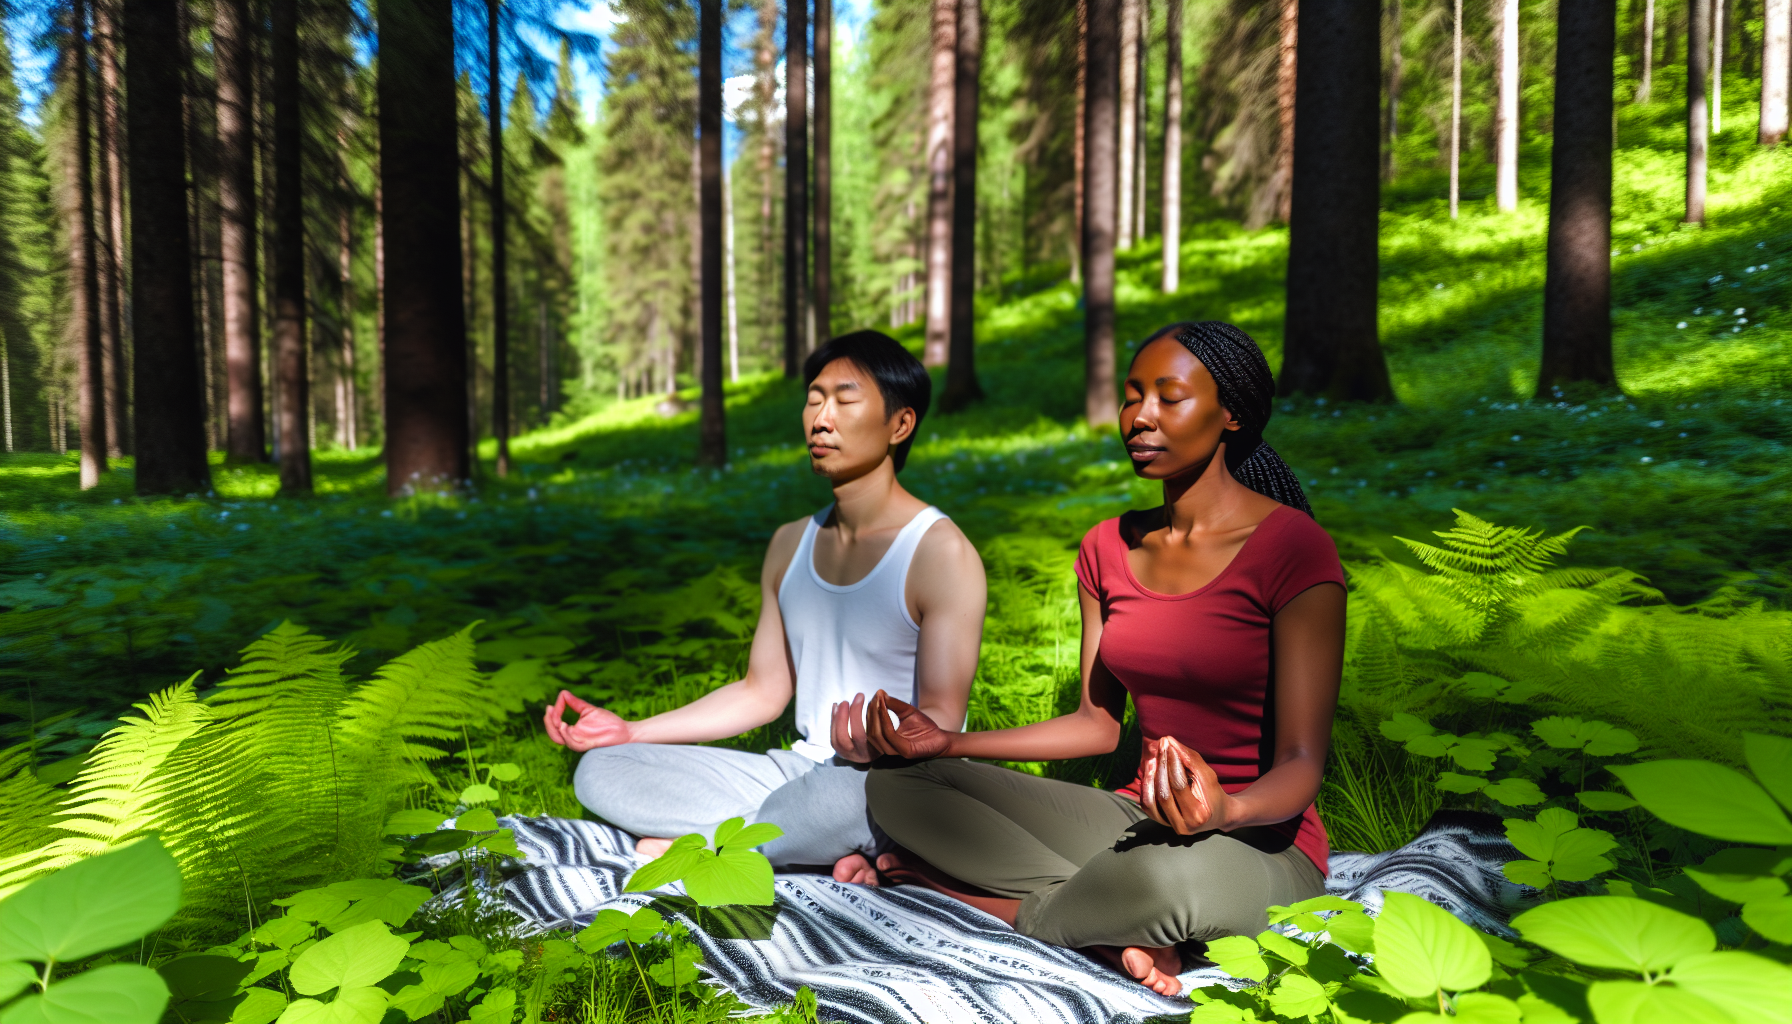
[863,690,954,761]
[1139,736,1232,835]
[542,689,633,752]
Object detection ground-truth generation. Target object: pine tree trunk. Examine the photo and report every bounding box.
[1072,0,1085,283]
[94,0,127,458]
[1638,0,1656,103]
[1712,0,1724,133]
[1496,0,1519,210]
[1133,0,1147,246]
[724,163,739,382]
[1384,0,1401,179]
[1537,0,1617,397]
[698,0,727,466]
[1084,0,1119,426]
[1279,0,1392,401]
[1687,0,1710,223]
[756,0,776,364]
[215,0,264,462]
[71,0,107,488]
[1116,0,1136,249]
[272,0,310,494]
[922,0,955,367]
[338,201,358,451]
[125,0,210,494]
[379,0,470,493]
[813,0,832,342]
[489,0,510,477]
[784,0,809,375]
[1160,0,1181,292]
[1761,0,1787,143]
[941,0,983,412]
[1274,0,1296,223]
[1449,0,1461,219]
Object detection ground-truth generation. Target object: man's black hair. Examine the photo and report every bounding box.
[802,330,931,472]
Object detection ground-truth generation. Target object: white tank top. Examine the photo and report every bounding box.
[777,504,949,763]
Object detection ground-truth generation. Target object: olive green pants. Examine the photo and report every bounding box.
[866,759,1325,950]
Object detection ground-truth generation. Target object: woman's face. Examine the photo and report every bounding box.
[1119,333,1240,481]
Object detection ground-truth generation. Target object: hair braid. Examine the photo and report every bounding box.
[1158,321,1314,516]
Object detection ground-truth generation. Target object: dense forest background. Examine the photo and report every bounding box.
[0,0,1747,456]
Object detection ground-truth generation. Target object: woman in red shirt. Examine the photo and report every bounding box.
[841,322,1346,997]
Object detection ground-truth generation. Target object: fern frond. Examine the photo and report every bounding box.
[336,624,501,768]
[0,746,69,860]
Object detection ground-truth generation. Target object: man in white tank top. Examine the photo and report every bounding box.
[542,332,987,885]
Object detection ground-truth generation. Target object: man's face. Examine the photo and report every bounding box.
[803,358,915,482]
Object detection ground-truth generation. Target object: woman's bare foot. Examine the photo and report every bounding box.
[832,853,879,885]
[873,851,1021,926]
[635,836,674,859]
[1089,944,1183,997]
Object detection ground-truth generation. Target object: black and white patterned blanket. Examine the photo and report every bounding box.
[444,810,1529,1024]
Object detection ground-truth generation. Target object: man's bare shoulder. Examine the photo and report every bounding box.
[760,516,814,586]
[912,516,986,577]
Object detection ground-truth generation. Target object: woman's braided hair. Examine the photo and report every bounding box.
[1149,321,1314,516]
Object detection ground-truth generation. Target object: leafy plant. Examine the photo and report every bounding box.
[623,817,785,908]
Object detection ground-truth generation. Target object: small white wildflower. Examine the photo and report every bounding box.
[1736,308,1746,315]
[1678,322,1688,329]
[1640,456,1653,464]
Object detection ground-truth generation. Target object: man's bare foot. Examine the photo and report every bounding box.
[832,853,879,885]
[635,837,674,859]
[1089,945,1183,997]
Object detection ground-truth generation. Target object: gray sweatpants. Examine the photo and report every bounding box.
[573,743,885,870]
[867,759,1325,949]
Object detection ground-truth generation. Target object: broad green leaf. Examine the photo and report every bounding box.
[1436,771,1488,794]
[321,885,431,932]
[1670,950,1792,1024]
[1391,1014,1449,1024]
[624,835,710,893]
[1265,974,1328,1018]
[711,817,746,849]
[273,987,388,1024]
[458,784,500,805]
[575,909,632,951]
[1743,895,1792,943]
[251,917,313,950]
[0,962,33,1003]
[387,984,444,1022]
[1284,895,1361,915]
[1512,896,1712,972]
[1482,778,1545,806]
[1577,721,1638,757]
[1576,790,1638,812]
[229,987,286,1024]
[466,987,515,1024]
[1500,860,1552,889]
[1514,993,1578,1024]
[382,810,449,836]
[158,955,253,1002]
[1448,739,1500,772]
[1371,892,1490,999]
[1611,760,1792,845]
[1585,980,1727,1024]
[1202,935,1267,982]
[1502,809,1616,883]
[474,830,523,859]
[417,957,478,997]
[455,808,500,832]
[0,963,169,1024]
[1379,714,1434,743]
[1746,732,1792,812]
[1188,998,1253,1022]
[447,934,488,959]
[625,908,668,943]
[487,763,522,782]
[0,837,181,964]
[646,943,703,990]
[402,831,473,857]
[1685,865,1788,905]
[273,891,350,925]
[1475,931,1530,969]
[287,921,409,996]
[1532,716,1587,750]
[1456,673,1509,699]
[1495,679,1549,705]
[1255,930,1308,966]
[1405,733,1454,758]
[1451,992,1523,1023]
[684,844,775,906]
[1324,910,1374,954]
[722,823,785,851]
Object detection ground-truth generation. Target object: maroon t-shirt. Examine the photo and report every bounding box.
[1074,503,1345,874]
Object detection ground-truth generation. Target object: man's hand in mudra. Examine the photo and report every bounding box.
[542,689,633,752]
[862,690,955,761]
[1139,736,1233,835]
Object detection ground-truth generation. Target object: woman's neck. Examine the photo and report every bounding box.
[1156,442,1256,536]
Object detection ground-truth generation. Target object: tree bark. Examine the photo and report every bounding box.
[1687,0,1710,223]
[1496,0,1518,210]
[1084,0,1119,426]
[1116,0,1136,249]
[215,0,264,462]
[271,0,310,494]
[941,0,983,412]
[1638,0,1655,103]
[1160,0,1181,292]
[338,201,358,451]
[488,0,510,477]
[1384,0,1401,179]
[1134,0,1147,245]
[1712,0,1724,133]
[1762,0,1787,143]
[784,0,809,374]
[1537,0,1617,397]
[813,0,832,342]
[1072,0,1085,283]
[1449,0,1461,219]
[71,0,107,487]
[922,0,955,366]
[379,0,470,492]
[1274,0,1296,222]
[1279,0,1392,401]
[698,0,727,465]
[724,162,739,382]
[94,0,127,458]
[125,0,210,494]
